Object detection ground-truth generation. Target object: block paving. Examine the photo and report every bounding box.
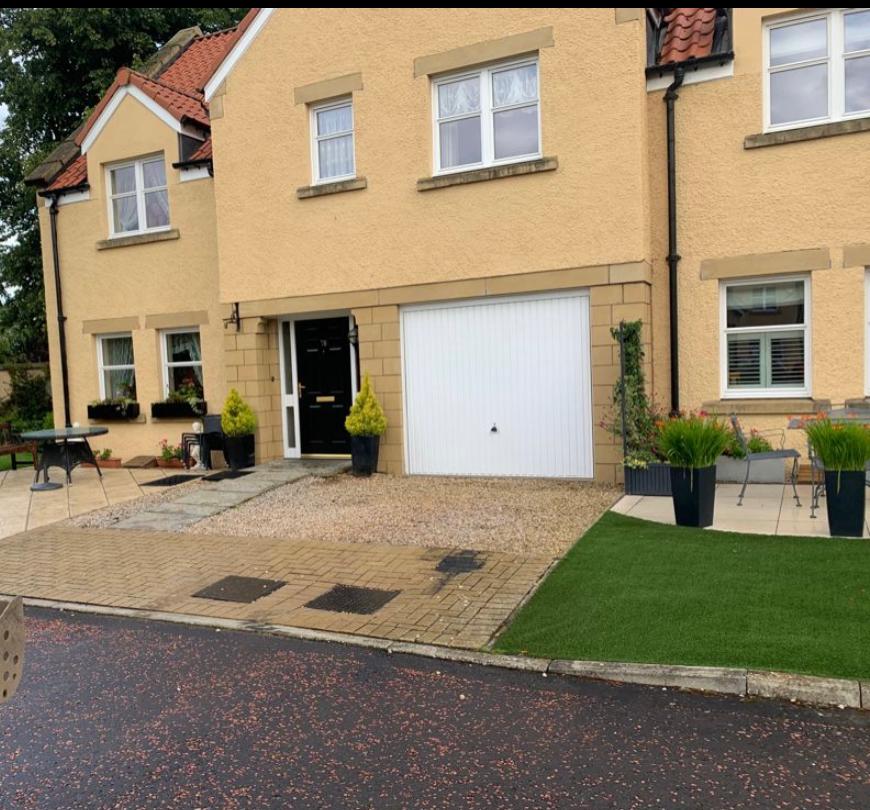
[0,525,553,649]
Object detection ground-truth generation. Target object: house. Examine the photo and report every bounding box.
[26,9,870,482]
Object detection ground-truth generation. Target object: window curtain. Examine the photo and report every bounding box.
[169,333,203,389]
[318,135,354,179]
[113,196,139,232]
[491,64,538,108]
[145,189,170,228]
[103,336,135,399]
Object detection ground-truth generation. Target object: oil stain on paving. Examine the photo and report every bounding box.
[304,584,400,615]
[193,575,286,603]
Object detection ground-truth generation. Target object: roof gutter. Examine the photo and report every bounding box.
[664,64,685,415]
[47,195,72,427]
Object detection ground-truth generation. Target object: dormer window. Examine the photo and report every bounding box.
[107,154,169,237]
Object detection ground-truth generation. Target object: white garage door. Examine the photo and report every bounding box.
[401,290,593,478]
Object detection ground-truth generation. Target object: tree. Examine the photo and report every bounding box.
[0,8,248,363]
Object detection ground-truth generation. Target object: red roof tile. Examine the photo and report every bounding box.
[659,8,718,64]
[189,138,212,162]
[45,154,87,191]
[158,28,238,95]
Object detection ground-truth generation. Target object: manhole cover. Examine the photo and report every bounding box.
[305,584,400,615]
[142,474,202,487]
[436,551,485,574]
[203,470,254,482]
[193,576,286,603]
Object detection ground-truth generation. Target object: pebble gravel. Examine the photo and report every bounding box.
[187,473,621,555]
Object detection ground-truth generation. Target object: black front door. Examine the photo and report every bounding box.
[295,317,353,454]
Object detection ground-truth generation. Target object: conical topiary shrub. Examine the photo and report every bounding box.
[345,373,387,475]
[221,388,258,470]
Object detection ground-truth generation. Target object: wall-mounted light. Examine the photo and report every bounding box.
[348,324,359,345]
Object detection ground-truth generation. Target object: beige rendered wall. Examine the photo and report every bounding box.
[646,8,870,447]
[39,94,226,462]
[210,8,652,304]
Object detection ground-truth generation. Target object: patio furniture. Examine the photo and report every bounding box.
[181,414,225,470]
[730,415,801,507]
[0,596,24,705]
[0,422,37,471]
[21,426,108,491]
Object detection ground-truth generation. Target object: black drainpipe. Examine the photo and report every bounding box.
[48,195,72,427]
[664,64,685,415]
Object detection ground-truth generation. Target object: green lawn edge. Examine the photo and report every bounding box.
[495,511,870,681]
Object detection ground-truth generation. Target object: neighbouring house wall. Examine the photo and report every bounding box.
[38,93,226,463]
[647,7,870,449]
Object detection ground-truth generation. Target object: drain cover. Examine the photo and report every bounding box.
[203,470,254,482]
[193,576,285,603]
[142,474,202,487]
[436,551,485,574]
[305,584,399,615]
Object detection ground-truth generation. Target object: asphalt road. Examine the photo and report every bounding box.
[0,609,868,809]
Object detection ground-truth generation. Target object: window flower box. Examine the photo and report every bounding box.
[87,402,140,421]
[150,400,206,419]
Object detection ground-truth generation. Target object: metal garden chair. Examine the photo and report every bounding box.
[730,415,801,507]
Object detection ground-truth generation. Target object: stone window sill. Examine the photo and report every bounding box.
[701,398,830,416]
[96,228,180,250]
[744,117,870,149]
[417,156,558,192]
[296,177,367,199]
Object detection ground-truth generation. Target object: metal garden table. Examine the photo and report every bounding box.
[21,426,108,491]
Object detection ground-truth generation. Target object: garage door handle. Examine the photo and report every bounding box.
[490,423,498,433]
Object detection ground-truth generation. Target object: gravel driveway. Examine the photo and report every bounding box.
[187,474,620,555]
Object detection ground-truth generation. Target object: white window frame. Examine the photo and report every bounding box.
[431,55,542,176]
[719,275,812,399]
[764,8,870,132]
[865,269,870,396]
[310,97,356,185]
[105,153,170,238]
[96,332,136,400]
[160,327,203,398]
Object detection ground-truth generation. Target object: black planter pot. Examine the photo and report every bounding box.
[224,434,255,471]
[150,400,207,419]
[624,463,671,496]
[350,435,380,476]
[823,470,866,537]
[670,465,717,528]
[87,402,140,421]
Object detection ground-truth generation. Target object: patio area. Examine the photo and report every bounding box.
[612,483,870,538]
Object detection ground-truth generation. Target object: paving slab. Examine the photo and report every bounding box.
[172,489,253,508]
[113,512,203,532]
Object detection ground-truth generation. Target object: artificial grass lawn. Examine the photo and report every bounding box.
[496,511,870,680]
[0,452,32,472]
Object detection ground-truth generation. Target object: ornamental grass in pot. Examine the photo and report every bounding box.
[345,373,387,476]
[658,414,731,528]
[804,418,870,537]
[221,388,257,470]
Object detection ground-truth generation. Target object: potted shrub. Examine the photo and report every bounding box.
[345,373,387,476]
[87,397,140,421]
[658,413,731,528]
[221,388,257,470]
[151,380,206,419]
[156,439,185,468]
[804,418,870,537]
[605,321,670,495]
[716,428,784,483]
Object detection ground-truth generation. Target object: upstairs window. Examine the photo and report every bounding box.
[107,155,169,236]
[311,98,355,183]
[722,277,810,398]
[767,9,870,130]
[97,333,136,400]
[433,57,540,174]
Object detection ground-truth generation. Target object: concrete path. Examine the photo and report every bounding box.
[2,608,867,809]
[0,466,181,539]
[112,459,349,531]
[613,482,870,537]
[0,523,551,649]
